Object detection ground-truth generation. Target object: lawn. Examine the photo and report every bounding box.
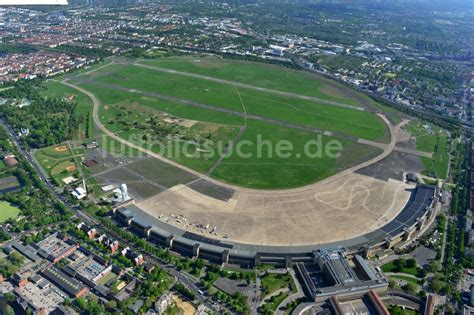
[36,144,72,159]
[261,272,293,296]
[212,119,381,188]
[381,262,422,277]
[76,86,384,188]
[404,121,434,137]
[50,161,76,177]
[260,291,289,313]
[93,96,382,188]
[416,134,438,153]
[158,122,241,173]
[87,63,388,142]
[0,87,13,92]
[142,56,409,120]
[97,99,242,173]
[431,134,450,179]
[140,56,361,106]
[43,81,145,160]
[81,81,244,127]
[389,275,421,285]
[422,177,439,185]
[97,271,117,286]
[419,133,450,180]
[388,305,418,315]
[221,267,256,281]
[0,201,20,222]
[404,121,450,180]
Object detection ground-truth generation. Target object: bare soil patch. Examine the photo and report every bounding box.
[65,165,76,172]
[54,145,68,152]
[172,295,195,315]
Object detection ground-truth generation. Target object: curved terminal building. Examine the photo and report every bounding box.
[113,184,437,268]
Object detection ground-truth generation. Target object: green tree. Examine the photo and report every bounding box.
[406,258,416,268]
[428,260,441,273]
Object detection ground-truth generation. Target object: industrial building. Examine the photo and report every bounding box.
[63,248,114,288]
[33,232,79,263]
[41,266,89,298]
[9,241,41,262]
[13,278,65,314]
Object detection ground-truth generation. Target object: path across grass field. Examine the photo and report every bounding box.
[56,57,431,189]
[74,60,389,143]
[132,62,366,112]
[60,78,405,191]
[137,56,374,108]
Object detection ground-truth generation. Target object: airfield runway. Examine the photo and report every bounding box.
[61,73,428,247]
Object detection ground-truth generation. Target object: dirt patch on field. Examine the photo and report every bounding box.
[172,295,195,315]
[308,72,380,109]
[320,84,353,99]
[395,126,417,150]
[191,58,226,68]
[54,146,68,152]
[65,165,76,172]
[163,117,197,128]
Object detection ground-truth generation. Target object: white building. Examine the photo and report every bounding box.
[72,187,87,200]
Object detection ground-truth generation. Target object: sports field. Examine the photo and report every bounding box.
[0,201,20,222]
[71,56,391,188]
[34,144,80,185]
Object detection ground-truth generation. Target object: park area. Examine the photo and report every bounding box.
[41,80,94,141]
[34,144,80,186]
[259,272,294,313]
[72,56,392,189]
[0,201,20,222]
[381,258,426,278]
[261,272,294,296]
[403,121,450,179]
